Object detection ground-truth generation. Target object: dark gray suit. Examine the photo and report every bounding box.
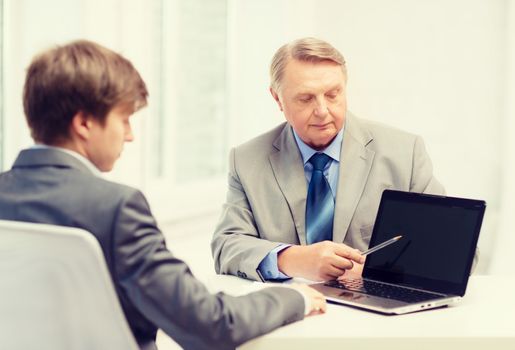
[0,148,304,350]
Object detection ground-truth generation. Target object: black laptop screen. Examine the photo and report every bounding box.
[363,190,485,296]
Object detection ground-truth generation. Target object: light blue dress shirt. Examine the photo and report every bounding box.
[257,126,344,280]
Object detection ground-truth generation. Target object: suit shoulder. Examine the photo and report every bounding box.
[360,118,417,139]
[349,116,419,148]
[75,171,142,202]
[234,122,287,155]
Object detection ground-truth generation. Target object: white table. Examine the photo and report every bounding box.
[157,275,515,350]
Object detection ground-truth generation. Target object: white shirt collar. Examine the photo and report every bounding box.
[31,144,102,176]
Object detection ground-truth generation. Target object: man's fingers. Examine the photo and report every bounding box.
[308,292,327,315]
[324,265,346,280]
[333,245,365,264]
[312,299,327,314]
[291,284,327,316]
[327,254,354,271]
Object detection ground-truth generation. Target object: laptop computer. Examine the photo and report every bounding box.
[310,189,486,314]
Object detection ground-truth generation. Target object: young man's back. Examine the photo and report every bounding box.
[0,147,306,350]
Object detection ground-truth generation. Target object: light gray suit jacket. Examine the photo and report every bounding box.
[0,149,304,350]
[212,113,446,281]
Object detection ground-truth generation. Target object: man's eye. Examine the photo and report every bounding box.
[299,96,312,103]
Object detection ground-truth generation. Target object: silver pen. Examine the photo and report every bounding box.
[361,235,403,256]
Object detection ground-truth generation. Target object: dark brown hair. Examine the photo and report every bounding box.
[23,39,148,144]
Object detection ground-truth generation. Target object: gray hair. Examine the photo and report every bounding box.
[270,37,346,92]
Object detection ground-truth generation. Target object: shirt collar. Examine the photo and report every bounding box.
[292,126,344,165]
[31,144,102,176]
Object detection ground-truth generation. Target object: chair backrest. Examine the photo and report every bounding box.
[0,220,139,350]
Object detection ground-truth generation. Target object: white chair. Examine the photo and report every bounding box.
[0,220,139,350]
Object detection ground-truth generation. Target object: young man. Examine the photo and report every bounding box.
[0,40,325,350]
[212,37,446,282]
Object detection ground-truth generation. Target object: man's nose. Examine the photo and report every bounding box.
[314,99,329,117]
[125,128,134,142]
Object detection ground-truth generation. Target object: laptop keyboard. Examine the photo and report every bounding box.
[324,278,443,303]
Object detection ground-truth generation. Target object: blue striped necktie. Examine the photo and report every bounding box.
[306,153,334,244]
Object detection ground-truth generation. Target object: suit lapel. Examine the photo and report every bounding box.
[333,115,375,243]
[269,124,309,245]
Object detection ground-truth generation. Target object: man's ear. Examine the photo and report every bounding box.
[70,111,93,140]
[270,87,283,111]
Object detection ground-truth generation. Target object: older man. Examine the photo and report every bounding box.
[212,37,444,282]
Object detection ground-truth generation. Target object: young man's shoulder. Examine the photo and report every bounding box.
[76,172,143,203]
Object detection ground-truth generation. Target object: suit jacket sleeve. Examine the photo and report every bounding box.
[112,190,304,350]
[211,148,287,281]
[410,135,445,194]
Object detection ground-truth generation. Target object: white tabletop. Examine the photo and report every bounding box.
[156,275,515,350]
[229,275,515,350]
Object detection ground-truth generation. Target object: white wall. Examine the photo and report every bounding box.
[228,0,508,273]
[226,0,318,143]
[3,0,512,274]
[2,0,158,189]
[490,0,515,275]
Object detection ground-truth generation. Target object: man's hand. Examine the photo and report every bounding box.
[277,241,365,281]
[288,284,327,316]
[337,261,364,280]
